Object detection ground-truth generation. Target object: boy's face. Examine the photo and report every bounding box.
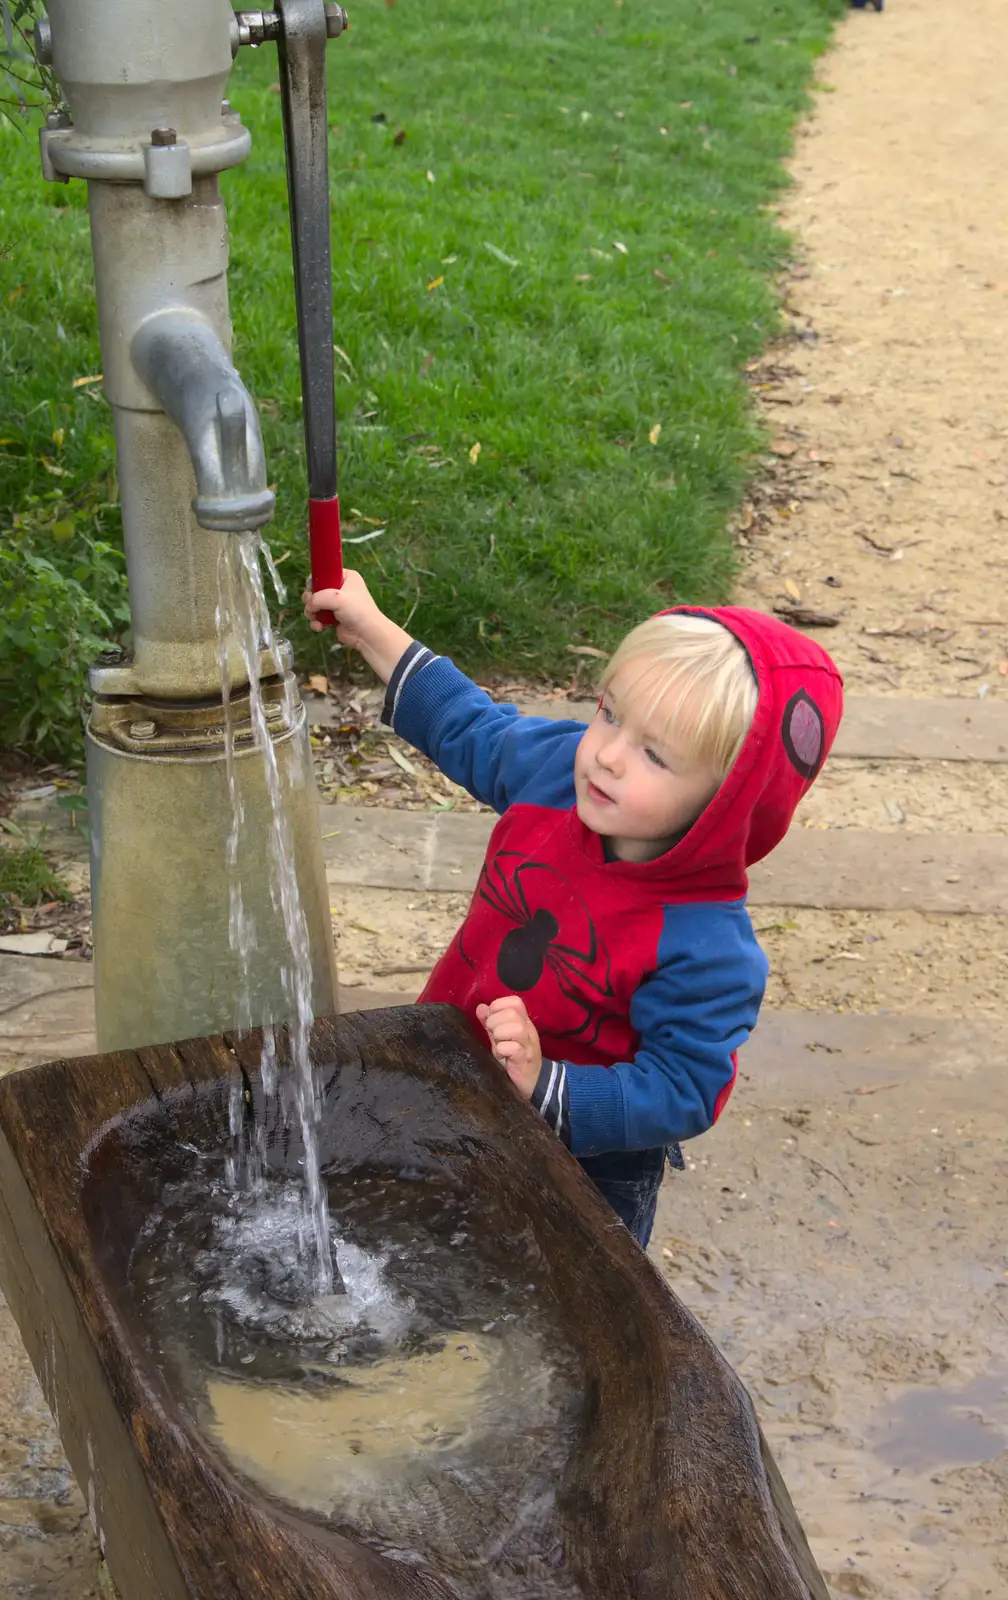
[573,666,721,863]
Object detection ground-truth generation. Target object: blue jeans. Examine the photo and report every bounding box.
[578,1144,680,1248]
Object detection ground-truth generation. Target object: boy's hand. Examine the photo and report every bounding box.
[476,996,543,1100]
[302,570,414,684]
[303,569,383,644]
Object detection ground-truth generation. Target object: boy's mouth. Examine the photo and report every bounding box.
[586,779,615,806]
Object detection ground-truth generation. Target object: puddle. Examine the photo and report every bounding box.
[871,1373,1008,1472]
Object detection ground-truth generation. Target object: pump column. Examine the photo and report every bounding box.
[36,0,338,1050]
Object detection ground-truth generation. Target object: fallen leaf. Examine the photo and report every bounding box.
[306,674,329,696]
[484,241,520,267]
[783,578,802,602]
[883,797,905,824]
[773,605,840,628]
[612,240,628,255]
[0,932,68,956]
[386,742,419,776]
[344,527,387,545]
[998,658,1008,676]
[72,374,103,389]
[574,272,592,282]
[427,275,444,292]
[566,644,607,659]
[426,169,435,183]
[653,268,671,282]
[7,285,26,302]
[771,439,797,457]
[441,253,457,264]
[468,441,482,464]
[51,427,65,449]
[649,422,662,445]
[393,127,407,145]
[39,456,68,476]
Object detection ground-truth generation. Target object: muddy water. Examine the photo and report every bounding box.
[125,1159,586,1598]
[871,1373,1008,1474]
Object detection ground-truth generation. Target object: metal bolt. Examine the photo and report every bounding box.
[324,4,348,37]
[33,16,52,65]
[129,720,157,741]
[221,99,232,117]
[150,127,177,147]
[45,108,71,130]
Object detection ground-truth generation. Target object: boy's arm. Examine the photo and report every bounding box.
[531,906,768,1156]
[387,651,583,813]
[304,571,583,812]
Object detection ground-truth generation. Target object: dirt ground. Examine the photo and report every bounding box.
[654,1057,1008,1600]
[2,2,1008,1596]
[737,0,1008,705]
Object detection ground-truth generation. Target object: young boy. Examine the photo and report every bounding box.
[305,574,843,1248]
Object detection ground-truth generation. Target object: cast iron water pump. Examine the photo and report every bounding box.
[34,0,348,1050]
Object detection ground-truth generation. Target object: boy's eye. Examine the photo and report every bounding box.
[645,747,667,769]
[601,704,616,725]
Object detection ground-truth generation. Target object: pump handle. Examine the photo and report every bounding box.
[275,0,345,622]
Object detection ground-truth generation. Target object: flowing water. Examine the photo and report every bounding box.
[215,535,332,1294]
[126,1146,586,1597]
[206,541,585,1592]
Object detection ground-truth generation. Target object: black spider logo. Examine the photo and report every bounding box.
[461,853,623,1047]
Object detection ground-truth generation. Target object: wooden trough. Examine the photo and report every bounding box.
[0,1004,830,1599]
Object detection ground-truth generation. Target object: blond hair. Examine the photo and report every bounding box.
[599,613,758,779]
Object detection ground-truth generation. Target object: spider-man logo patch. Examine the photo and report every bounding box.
[781,688,825,781]
[459,852,623,1047]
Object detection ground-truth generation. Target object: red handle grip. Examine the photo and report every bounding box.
[308,495,344,626]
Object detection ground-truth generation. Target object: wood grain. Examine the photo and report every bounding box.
[0,1005,829,1599]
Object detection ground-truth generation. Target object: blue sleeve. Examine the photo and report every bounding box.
[552,903,768,1157]
[386,646,585,814]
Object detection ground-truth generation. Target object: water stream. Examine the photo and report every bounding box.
[202,543,586,1591]
[215,535,332,1295]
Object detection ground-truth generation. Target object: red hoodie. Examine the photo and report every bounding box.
[383,609,843,1157]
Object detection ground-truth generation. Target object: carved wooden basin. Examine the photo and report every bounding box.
[0,1005,828,1599]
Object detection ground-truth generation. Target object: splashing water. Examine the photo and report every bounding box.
[215,536,333,1296]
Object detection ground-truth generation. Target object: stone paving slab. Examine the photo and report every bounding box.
[321,805,1008,913]
[0,956,96,1077]
[304,693,1008,763]
[0,960,422,1077]
[2,946,998,1108]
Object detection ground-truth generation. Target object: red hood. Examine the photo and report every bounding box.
[585,606,843,902]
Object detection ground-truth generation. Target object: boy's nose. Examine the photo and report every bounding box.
[596,731,626,774]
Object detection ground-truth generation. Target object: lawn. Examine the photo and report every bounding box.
[0,0,843,754]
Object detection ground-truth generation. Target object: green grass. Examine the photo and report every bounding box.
[0,0,842,752]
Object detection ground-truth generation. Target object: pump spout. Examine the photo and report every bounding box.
[132,310,276,533]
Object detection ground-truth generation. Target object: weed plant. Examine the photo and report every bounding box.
[0,821,70,925]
